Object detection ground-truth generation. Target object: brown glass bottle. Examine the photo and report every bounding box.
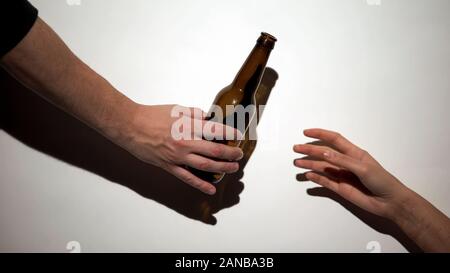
[190,32,277,183]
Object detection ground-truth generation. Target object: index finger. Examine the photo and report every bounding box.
[189,140,243,161]
[201,120,244,141]
[303,128,364,158]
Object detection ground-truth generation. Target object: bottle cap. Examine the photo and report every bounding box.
[257,32,277,49]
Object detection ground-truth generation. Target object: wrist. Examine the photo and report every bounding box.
[386,185,450,252]
[98,94,140,148]
[387,186,425,237]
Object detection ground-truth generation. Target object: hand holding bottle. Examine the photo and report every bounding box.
[121,104,244,195]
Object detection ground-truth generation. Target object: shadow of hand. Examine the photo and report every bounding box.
[0,68,243,225]
[306,186,422,252]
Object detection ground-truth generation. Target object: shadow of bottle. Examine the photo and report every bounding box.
[0,67,278,225]
[212,67,279,215]
[239,67,279,165]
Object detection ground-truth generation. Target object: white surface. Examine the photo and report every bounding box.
[1,0,450,252]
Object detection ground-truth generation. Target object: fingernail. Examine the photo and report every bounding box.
[237,150,244,160]
[208,188,216,195]
[293,144,302,152]
[227,163,239,173]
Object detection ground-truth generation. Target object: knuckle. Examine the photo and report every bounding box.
[166,135,178,145]
[303,145,312,153]
[361,149,370,159]
[183,175,192,183]
[211,145,224,158]
[173,139,188,149]
[198,159,211,170]
[164,147,178,162]
[164,153,174,163]
[310,161,319,170]
[332,132,342,143]
[225,162,238,172]
[360,164,371,177]
[183,175,197,186]
[342,183,354,197]
[334,151,344,160]
[317,175,326,184]
[166,143,185,160]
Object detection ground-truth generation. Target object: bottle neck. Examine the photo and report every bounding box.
[232,44,273,90]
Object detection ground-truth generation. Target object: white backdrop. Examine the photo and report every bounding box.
[1,0,449,252]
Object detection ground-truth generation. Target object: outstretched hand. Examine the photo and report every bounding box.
[294,128,407,219]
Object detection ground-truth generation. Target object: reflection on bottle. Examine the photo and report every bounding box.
[199,68,279,223]
[239,67,279,167]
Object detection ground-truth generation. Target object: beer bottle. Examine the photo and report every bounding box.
[190,32,277,183]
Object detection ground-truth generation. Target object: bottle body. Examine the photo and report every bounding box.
[190,32,277,183]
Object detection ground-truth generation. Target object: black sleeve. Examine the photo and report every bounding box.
[0,0,38,58]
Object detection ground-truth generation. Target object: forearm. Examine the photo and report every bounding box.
[1,17,137,144]
[391,187,450,252]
